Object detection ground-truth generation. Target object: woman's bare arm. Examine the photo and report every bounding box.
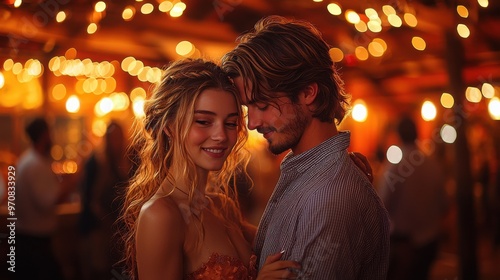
[136,198,185,280]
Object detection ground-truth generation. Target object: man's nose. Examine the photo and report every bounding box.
[246,107,262,130]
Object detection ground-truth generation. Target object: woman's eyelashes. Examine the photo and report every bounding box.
[256,104,268,111]
[225,121,238,129]
[194,119,238,129]
[195,119,211,126]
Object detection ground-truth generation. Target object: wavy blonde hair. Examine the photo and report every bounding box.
[120,58,250,279]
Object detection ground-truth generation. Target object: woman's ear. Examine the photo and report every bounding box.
[163,127,172,150]
[163,127,172,143]
[301,83,318,106]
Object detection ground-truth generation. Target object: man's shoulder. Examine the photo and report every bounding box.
[17,148,46,165]
[16,150,38,174]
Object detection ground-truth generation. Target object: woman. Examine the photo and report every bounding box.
[121,58,300,280]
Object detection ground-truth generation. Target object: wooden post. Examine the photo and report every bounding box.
[444,29,478,280]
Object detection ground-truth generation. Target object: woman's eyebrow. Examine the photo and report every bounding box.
[194,110,239,117]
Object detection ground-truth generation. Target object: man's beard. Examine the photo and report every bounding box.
[268,104,309,155]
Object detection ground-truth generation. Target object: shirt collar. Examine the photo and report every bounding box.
[280,131,351,173]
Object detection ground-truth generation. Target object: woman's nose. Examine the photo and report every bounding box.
[211,124,228,141]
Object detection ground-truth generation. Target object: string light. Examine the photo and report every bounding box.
[176,41,195,57]
[327,3,342,15]
[440,124,457,143]
[440,93,454,108]
[388,14,402,27]
[329,48,344,62]
[457,5,469,18]
[367,20,382,32]
[354,21,368,32]
[421,100,437,121]
[457,24,470,38]
[141,3,154,14]
[170,2,186,17]
[404,13,418,27]
[345,10,361,24]
[351,100,368,122]
[95,1,106,13]
[1,1,494,126]
[159,1,174,13]
[365,8,378,19]
[412,36,426,51]
[465,86,482,103]
[66,95,80,113]
[368,39,385,57]
[355,46,369,61]
[0,72,4,89]
[56,11,67,23]
[477,0,489,8]
[382,5,396,16]
[481,83,495,98]
[122,6,136,21]
[488,97,500,120]
[5,0,497,181]
[386,145,403,164]
[87,23,98,34]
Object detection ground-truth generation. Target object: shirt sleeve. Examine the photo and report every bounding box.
[290,182,389,280]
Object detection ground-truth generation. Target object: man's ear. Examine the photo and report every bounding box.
[301,83,318,106]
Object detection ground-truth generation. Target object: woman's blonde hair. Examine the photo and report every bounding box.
[120,58,249,279]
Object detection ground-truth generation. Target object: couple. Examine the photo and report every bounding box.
[121,15,390,279]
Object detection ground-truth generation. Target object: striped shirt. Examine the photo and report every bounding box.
[254,131,390,279]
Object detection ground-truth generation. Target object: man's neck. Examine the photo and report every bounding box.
[33,144,49,158]
[292,118,338,155]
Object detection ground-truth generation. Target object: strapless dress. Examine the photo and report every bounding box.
[185,252,257,280]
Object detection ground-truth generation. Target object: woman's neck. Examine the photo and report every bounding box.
[159,170,208,198]
[194,168,209,194]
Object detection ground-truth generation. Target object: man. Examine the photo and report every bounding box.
[222,15,390,279]
[377,116,449,280]
[16,117,64,280]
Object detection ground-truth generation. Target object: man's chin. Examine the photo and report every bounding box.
[268,144,288,155]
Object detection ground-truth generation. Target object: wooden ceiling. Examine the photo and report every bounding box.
[1,0,500,106]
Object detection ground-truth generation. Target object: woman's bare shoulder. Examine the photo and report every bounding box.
[135,195,185,279]
[138,195,185,233]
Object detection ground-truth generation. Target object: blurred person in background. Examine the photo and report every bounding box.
[377,115,450,280]
[15,117,66,280]
[78,121,130,280]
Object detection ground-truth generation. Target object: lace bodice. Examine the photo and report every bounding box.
[185,252,257,280]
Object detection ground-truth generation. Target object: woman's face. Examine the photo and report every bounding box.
[186,88,240,175]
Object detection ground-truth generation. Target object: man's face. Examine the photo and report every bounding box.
[233,77,309,155]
